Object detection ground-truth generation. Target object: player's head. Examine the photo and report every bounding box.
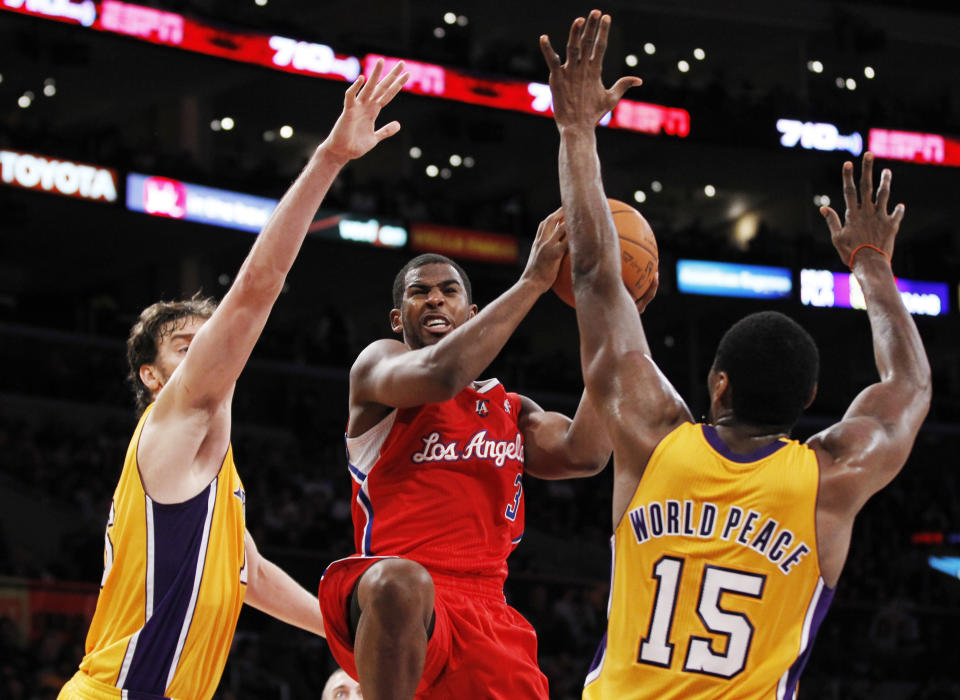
[322,668,362,700]
[126,295,217,412]
[708,311,819,430]
[390,253,477,349]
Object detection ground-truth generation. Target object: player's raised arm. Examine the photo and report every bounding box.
[350,209,567,412]
[519,391,612,480]
[158,61,408,417]
[808,154,931,517]
[541,11,691,467]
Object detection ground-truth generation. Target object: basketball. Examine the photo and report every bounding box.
[552,198,658,308]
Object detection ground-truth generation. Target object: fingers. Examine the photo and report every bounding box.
[344,75,365,104]
[875,167,892,212]
[859,151,874,205]
[841,161,858,213]
[376,69,409,106]
[890,202,905,229]
[593,13,612,63]
[637,272,659,313]
[582,10,602,62]
[539,35,562,71]
[610,76,642,102]
[567,16,585,64]
[374,120,401,141]
[371,61,407,103]
[820,206,842,238]
[359,59,384,100]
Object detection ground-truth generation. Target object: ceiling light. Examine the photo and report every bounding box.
[677,60,690,73]
[845,78,857,90]
[456,15,468,26]
[426,164,439,177]
[449,154,462,166]
[864,66,875,79]
[693,48,705,60]
[254,0,267,6]
[651,180,663,193]
[625,54,638,67]
[463,156,475,168]
[440,168,452,179]
[807,60,824,73]
[634,190,646,203]
[220,116,235,131]
[433,27,446,39]
[409,146,422,159]
[704,184,716,197]
[279,125,294,138]
[210,119,222,131]
[443,12,456,24]
[643,42,656,55]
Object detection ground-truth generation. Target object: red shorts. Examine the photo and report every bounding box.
[319,556,549,699]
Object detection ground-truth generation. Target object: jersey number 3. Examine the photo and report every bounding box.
[638,556,766,679]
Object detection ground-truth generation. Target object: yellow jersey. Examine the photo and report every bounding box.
[65,404,247,700]
[584,422,833,700]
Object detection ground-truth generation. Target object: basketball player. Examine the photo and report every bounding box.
[541,11,931,698]
[58,60,409,700]
[318,216,615,699]
[323,668,363,700]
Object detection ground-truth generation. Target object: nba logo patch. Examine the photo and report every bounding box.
[504,399,511,414]
[476,399,489,417]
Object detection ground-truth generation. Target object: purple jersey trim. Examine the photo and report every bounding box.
[701,424,787,463]
[123,482,214,694]
[782,583,835,698]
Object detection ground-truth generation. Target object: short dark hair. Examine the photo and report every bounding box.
[391,253,472,308]
[712,311,819,429]
[125,295,217,413]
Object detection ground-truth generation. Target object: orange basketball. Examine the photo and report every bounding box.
[552,198,658,308]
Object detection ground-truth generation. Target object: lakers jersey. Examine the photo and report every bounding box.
[584,423,833,700]
[72,404,247,700]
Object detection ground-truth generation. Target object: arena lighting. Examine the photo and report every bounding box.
[409,146,422,159]
[43,78,56,96]
[633,190,646,203]
[776,118,863,156]
[2,2,691,138]
[625,54,638,67]
[807,60,824,73]
[279,125,293,139]
[126,172,279,233]
[443,12,456,24]
[433,27,446,39]
[703,184,716,197]
[449,154,462,166]
[800,269,949,316]
[643,42,656,55]
[0,149,119,202]
[693,48,705,60]
[650,180,662,192]
[868,128,960,167]
[676,260,792,299]
[864,66,876,79]
[677,60,690,73]
[929,557,960,580]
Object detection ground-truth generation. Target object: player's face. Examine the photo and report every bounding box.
[147,315,208,391]
[322,670,362,700]
[392,263,477,349]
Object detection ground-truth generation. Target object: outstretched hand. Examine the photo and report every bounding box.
[522,208,569,292]
[322,59,409,163]
[821,152,905,268]
[540,10,642,132]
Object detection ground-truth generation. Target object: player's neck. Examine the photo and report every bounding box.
[712,418,789,455]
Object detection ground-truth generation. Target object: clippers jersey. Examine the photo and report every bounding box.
[345,379,525,584]
[74,404,247,700]
[584,423,833,700]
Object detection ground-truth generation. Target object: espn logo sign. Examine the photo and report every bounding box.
[0,149,119,202]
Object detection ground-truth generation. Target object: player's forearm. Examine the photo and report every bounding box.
[425,277,545,390]
[232,144,345,301]
[561,391,612,474]
[558,128,620,282]
[245,556,326,637]
[854,253,931,391]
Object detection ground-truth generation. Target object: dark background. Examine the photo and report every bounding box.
[1,1,958,698]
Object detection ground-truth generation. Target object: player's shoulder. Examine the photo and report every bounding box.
[351,338,408,373]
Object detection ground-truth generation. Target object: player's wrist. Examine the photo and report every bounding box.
[313,141,351,169]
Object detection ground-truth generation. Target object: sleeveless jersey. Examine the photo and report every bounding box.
[345,379,525,585]
[77,404,247,700]
[584,423,833,700]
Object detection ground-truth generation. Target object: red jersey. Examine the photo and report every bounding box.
[345,379,525,585]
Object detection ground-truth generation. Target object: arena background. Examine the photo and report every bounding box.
[1,1,958,698]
